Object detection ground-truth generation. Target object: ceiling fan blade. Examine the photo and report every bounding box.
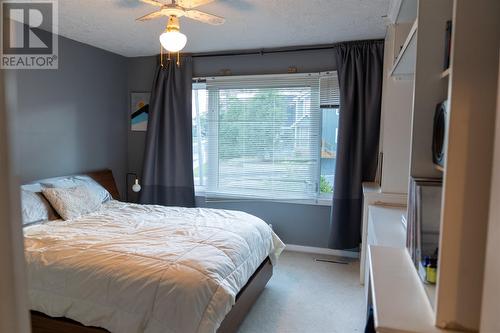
[184,9,225,25]
[176,0,215,9]
[139,0,164,6]
[136,10,166,21]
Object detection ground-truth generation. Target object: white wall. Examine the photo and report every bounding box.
[379,24,413,194]
[0,71,30,333]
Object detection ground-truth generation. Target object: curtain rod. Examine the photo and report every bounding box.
[192,71,337,82]
[190,39,384,59]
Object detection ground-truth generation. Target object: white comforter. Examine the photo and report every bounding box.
[24,201,285,333]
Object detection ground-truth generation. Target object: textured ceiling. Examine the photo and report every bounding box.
[57,0,390,57]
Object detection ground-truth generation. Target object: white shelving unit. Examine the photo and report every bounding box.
[368,0,500,331]
[435,0,500,329]
[407,0,451,180]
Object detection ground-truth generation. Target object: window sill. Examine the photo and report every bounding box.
[194,191,332,207]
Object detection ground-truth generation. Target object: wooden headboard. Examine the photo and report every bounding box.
[86,169,120,200]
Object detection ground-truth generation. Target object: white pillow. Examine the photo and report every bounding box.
[42,186,102,220]
[20,189,58,225]
[40,175,112,203]
[21,183,43,192]
[75,176,112,202]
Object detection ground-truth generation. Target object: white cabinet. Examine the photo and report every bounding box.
[379,23,413,194]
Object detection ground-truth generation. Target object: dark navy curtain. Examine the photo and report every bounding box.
[140,56,195,207]
[329,40,384,249]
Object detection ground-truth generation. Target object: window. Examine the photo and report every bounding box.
[320,108,340,194]
[192,82,207,187]
[192,72,340,202]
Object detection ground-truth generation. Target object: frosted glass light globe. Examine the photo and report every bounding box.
[132,179,142,193]
[160,30,187,52]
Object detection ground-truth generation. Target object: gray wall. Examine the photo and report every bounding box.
[127,49,336,247]
[10,35,128,195]
[192,48,336,77]
[195,199,332,248]
[10,35,338,247]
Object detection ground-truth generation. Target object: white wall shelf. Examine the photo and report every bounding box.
[390,20,417,79]
[360,183,407,284]
[367,205,407,247]
[369,246,452,333]
[363,203,407,298]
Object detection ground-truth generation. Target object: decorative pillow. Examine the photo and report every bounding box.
[40,175,112,203]
[20,189,58,225]
[42,186,102,220]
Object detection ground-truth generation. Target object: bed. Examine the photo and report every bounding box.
[23,169,285,333]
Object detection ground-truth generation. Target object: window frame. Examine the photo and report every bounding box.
[191,72,339,206]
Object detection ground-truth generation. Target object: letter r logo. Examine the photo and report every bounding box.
[2,2,53,55]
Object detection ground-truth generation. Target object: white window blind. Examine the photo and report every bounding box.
[204,73,321,200]
[320,71,340,107]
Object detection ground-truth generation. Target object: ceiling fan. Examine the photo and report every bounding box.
[137,0,225,25]
[137,0,225,53]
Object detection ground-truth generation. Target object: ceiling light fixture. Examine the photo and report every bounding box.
[136,0,225,67]
[159,15,187,53]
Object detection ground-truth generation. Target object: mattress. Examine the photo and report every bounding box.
[24,201,285,333]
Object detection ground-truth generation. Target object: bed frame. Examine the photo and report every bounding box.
[30,169,273,333]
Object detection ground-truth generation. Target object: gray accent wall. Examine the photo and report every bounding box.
[9,35,128,195]
[127,49,336,247]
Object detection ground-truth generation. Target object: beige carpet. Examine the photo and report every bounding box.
[237,251,365,333]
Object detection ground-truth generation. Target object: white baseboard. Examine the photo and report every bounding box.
[284,244,360,259]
